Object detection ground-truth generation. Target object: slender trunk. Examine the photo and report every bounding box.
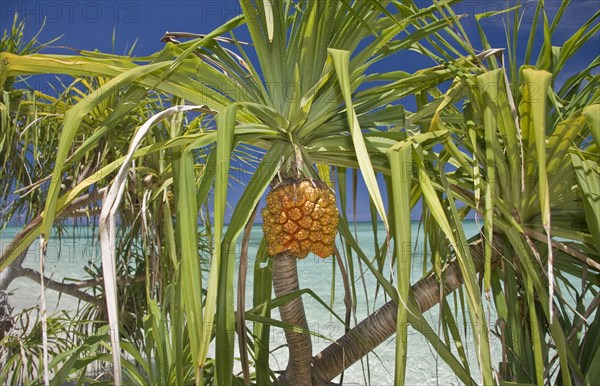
[237,209,257,386]
[272,251,313,386]
[0,248,27,290]
[311,237,502,383]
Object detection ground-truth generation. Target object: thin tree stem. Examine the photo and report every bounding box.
[237,207,257,386]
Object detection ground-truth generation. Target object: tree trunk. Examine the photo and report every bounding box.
[272,251,313,386]
[311,236,502,383]
[0,248,27,291]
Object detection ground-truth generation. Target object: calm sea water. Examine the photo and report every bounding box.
[1,221,498,385]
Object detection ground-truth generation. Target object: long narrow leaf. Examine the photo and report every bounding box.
[329,48,389,231]
[386,143,412,385]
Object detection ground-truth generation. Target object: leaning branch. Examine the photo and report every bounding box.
[311,236,504,383]
[0,188,106,270]
[18,267,101,306]
[70,275,145,289]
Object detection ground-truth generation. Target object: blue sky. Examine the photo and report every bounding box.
[1,0,598,223]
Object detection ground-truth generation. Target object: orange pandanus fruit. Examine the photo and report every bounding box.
[262,179,339,258]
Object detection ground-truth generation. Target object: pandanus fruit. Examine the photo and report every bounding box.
[262,179,339,258]
[262,178,339,385]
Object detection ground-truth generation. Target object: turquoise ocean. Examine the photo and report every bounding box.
[1,221,500,385]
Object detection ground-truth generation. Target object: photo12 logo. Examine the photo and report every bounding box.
[1,1,140,25]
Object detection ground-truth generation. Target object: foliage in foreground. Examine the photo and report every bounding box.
[0,1,599,385]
